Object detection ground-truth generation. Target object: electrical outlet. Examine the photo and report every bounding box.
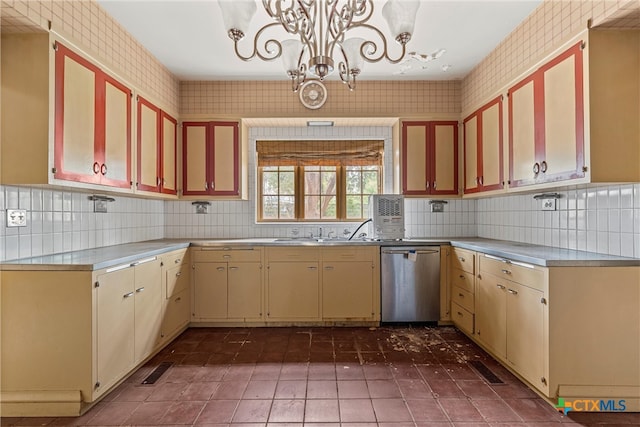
[430,202,445,213]
[7,209,27,227]
[94,200,108,213]
[541,198,557,211]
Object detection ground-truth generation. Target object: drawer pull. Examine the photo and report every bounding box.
[459,275,465,279]
[458,293,464,298]
[216,267,225,271]
[324,266,334,270]
[175,258,181,264]
[496,284,506,290]
[175,297,181,302]
[501,269,512,275]
[123,292,134,298]
[308,266,318,270]
[457,311,463,316]
[229,267,238,271]
[223,255,231,259]
[136,287,145,293]
[458,256,465,262]
[507,288,518,295]
[176,271,182,277]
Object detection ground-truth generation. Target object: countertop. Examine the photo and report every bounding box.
[1,237,639,271]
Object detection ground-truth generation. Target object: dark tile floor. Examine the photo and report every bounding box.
[2,326,638,426]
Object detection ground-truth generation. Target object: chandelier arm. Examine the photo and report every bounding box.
[338,61,357,91]
[351,23,409,64]
[232,22,286,62]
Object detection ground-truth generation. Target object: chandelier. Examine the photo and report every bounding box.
[218,0,420,92]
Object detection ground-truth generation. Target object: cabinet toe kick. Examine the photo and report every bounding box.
[0,390,83,417]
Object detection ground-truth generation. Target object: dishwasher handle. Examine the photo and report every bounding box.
[382,249,439,255]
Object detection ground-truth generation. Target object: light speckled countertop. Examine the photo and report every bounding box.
[1,237,638,271]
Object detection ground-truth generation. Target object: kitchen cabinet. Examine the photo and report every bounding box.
[463,96,504,194]
[266,247,320,321]
[321,246,379,320]
[160,249,191,343]
[182,121,239,196]
[402,121,458,196]
[53,41,132,188]
[449,247,476,335]
[0,253,166,417]
[507,30,639,190]
[191,247,263,322]
[1,33,133,190]
[136,96,178,195]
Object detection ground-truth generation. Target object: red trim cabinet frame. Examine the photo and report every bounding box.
[463,95,504,194]
[136,96,178,195]
[182,121,239,196]
[54,42,132,189]
[402,121,459,196]
[508,41,585,188]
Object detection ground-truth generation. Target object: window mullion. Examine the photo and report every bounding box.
[296,166,304,220]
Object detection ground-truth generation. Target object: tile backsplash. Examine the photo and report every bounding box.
[1,183,639,262]
[477,184,640,258]
[0,185,165,261]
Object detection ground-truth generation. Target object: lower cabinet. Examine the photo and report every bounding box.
[267,261,320,320]
[191,246,264,322]
[160,249,191,343]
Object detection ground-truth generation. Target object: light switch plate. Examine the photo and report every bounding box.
[7,209,27,227]
[541,198,557,211]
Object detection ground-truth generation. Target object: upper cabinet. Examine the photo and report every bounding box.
[182,121,239,197]
[53,42,132,189]
[136,96,177,195]
[506,30,639,190]
[402,121,459,196]
[463,96,504,194]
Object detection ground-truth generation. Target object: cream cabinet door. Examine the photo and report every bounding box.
[183,122,209,195]
[161,112,177,194]
[228,263,262,320]
[475,273,507,359]
[133,258,162,363]
[432,122,458,195]
[136,97,160,192]
[509,78,537,187]
[267,262,319,320]
[480,101,503,190]
[211,123,238,194]
[403,123,428,193]
[322,261,373,319]
[506,282,545,389]
[101,77,131,187]
[193,262,228,319]
[463,115,479,192]
[95,266,135,395]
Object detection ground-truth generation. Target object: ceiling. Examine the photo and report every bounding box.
[97,0,542,82]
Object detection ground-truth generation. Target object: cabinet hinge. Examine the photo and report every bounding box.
[94,281,100,288]
[53,41,58,51]
[541,297,547,305]
[541,377,547,385]
[94,381,101,389]
[192,264,195,270]
[51,167,57,174]
[582,166,588,172]
[580,41,586,50]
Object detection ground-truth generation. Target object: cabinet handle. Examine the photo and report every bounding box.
[507,288,518,295]
[324,266,334,270]
[533,162,540,174]
[101,164,107,175]
[457,311,463,316]
[223,255,231,259]
[93,162,100,174]
[216,267,225,271]
[458,293,464,298]
[204,182,208,190]
[459,275,465,279]
[307,266,318,270]
[496,284,506,290]
[123,292,134,298]
[479,176,483,185]
[175,297,181,302]
[211,181,215,190]
[541,160,548,173]
[426,181,430,189]
[136,287,145,293]
[176,271,182,277]
[157,177,161,187]
[475,177,479,185]
[433,181,437,189]
[458,257,465,262]
[501,269,512,275]
[229,267,238,271]
[175,258,181,264]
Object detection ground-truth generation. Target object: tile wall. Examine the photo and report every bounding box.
[164,125,479,240]
[477,184,640,258]
[0,185,165,261]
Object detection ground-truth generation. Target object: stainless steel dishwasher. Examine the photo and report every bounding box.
[381,246,440,322]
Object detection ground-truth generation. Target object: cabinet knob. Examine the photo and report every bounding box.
[175,258,181,264]
[479,176,483,185]
[433,181,437,189]
[540,160,548,173]
[100,163,107,175]
[533,162,540,175]
[204,182,208,190]
[93,162,100,174]
[211,181,215,190]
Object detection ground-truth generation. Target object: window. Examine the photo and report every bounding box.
[257,140,383,221]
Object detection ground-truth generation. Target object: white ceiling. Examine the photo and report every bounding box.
[98,0,542,82]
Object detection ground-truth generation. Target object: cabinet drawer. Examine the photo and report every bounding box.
[193,247,262,262]
[479,254,544,290]
[166,264,189,298]
[451,301,474,335]
[451,285,474,313]
[321,246,375,262]
[163,249,188,267]
[267,246,320,262]
[451,268,475,293]
[163,289,190,338]
[451,248,475,274]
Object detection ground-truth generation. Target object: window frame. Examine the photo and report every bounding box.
[257,164,382,222]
